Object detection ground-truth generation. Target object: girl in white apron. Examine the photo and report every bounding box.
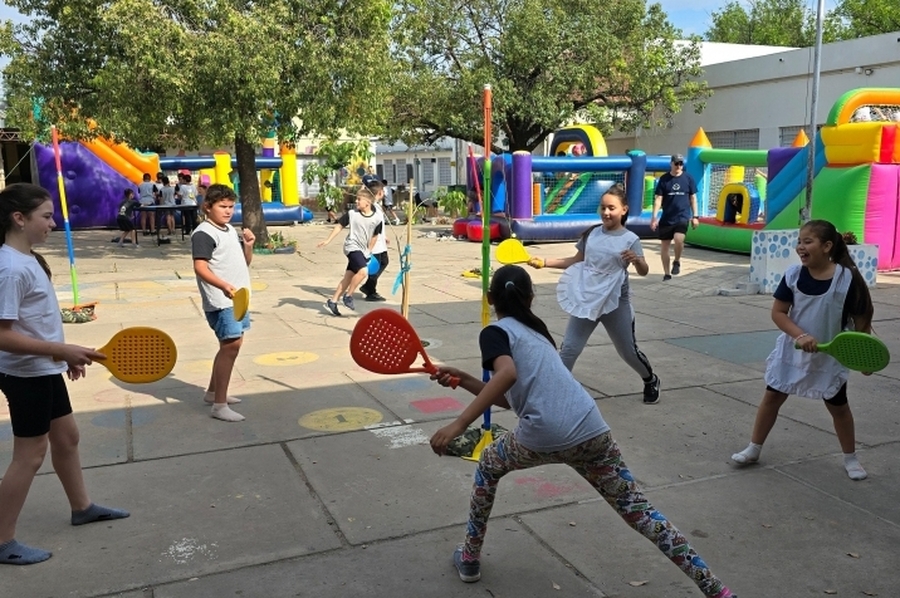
[732,220,874,480]
[528,183,660,404]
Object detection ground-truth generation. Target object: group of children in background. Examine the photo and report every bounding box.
[121,170,205,244]
[0,168,880,598]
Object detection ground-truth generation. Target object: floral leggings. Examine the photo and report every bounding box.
[464,430,727,597]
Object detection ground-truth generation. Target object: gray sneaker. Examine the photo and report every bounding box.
[453,545,481,582]
[342,294,355,310]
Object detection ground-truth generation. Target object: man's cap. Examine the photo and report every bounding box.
[670,154,685,163]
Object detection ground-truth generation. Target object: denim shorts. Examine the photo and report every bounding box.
[205,307,251,341]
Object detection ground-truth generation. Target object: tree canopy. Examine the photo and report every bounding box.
[705,0,900,46]
[385,0,707,153]
[0,0,391,241]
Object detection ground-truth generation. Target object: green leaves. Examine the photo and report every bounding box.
[386,0,706,152]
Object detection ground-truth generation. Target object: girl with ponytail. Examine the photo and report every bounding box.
[732,219,874,480]
[428,264,737,598]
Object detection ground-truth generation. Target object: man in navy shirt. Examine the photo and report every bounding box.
[651,154,699,281]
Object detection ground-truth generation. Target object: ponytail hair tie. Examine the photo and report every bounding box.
[505,280,515,289]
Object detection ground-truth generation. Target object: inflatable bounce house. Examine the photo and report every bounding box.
[34,129,313,229]
[686,87,900,270]
[458,124,671,242]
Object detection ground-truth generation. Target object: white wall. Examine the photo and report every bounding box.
[607,31,900,155]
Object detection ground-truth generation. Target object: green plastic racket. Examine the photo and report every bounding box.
[796,331,890,372]
[496,239,531,265]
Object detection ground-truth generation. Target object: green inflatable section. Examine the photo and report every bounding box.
[685,222,758,253]
[766,165,870,235]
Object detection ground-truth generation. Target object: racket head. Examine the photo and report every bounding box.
[97,327,178,383]
[496,239,530,265]
[233,287,250,321]
[820,332,890,372]
[350,309,434,376]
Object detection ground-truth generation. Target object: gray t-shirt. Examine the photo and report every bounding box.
[159,185,177,206]
[191,221,251,312]
[338,208,384,258]
[483,317,609,452]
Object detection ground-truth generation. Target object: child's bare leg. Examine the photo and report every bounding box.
[0,435,52,564]
[331,271,355,302]
[345,269,369,296]
[732,388,788,464]
[209,337,244,421]
[826,401,866,480]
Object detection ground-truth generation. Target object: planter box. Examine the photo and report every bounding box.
[749,229,877,294]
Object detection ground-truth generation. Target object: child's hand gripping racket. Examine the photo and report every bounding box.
[232,287,250,321]
[350,309,459,388]
[59,327,178,383]
[795,331,890,372]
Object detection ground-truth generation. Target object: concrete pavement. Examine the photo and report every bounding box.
[2,222,899,597]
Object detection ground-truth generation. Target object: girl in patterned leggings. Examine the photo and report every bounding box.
[429,265,736,597]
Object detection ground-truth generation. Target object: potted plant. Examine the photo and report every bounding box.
[255,230,298,254]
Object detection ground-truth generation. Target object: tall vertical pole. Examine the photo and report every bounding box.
[802,0,825,224]
[480,84,493,433]
[51,126,80,305]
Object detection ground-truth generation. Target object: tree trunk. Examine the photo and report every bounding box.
[234,133,268,246]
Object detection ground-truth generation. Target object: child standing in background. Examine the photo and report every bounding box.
[191,184,255,422]
[317,187,383,316]
[115,188,141,248]
[731,220,874,480]
[527,183,660,404]
[0,183,129,565]
[158,176,177,241]
[359,175,389,302]
[429,265,737,597]
[137,173,157,236]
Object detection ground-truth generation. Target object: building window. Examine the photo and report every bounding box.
[438,157,452,185]
[383,159,393,183]
[779,124,823,146]
[396,159,406,185]
[707,129,760,150]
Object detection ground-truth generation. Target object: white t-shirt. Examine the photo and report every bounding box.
[159,185,177,206]
[371,204,388,254]
[179,184,198,206]
[191,221,252,312]
[0,244,67,377]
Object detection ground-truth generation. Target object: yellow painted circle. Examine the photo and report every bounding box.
[253,351,319,366]
[298,407,383,432]
[250,281,268,291]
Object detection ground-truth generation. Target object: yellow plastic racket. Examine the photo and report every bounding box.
[496,239,531,265]
[95,327,178,383]
[233,287,250,321]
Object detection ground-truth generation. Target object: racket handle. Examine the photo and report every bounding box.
[448,375,460,389]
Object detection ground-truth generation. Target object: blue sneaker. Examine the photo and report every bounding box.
[324,299,341,316]
[342,294,355,310]
[453,544,481,582]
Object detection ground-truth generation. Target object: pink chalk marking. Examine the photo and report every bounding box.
[513,475,580,499]
[410,397,465,414]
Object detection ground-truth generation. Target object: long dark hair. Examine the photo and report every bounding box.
[489,265,556,348]
[802,219,874,330]
[0,183,53,279]
[578,182,628,244]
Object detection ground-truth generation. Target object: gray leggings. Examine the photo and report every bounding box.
[559,297,653,380]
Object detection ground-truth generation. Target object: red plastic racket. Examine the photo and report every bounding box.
[350,309,459,388]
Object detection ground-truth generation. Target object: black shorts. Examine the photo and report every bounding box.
[766,383,848,406]
[0,373,73,437]
[658,221,689,241]
[117,215,135,232]
[346,250,368,274]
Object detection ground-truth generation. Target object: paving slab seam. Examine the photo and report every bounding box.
[772,464,900,529]
[277,442,351,548]
[511,513,608,598]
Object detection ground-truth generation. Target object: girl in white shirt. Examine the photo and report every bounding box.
[0,183,129,565]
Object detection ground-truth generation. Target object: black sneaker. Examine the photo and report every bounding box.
[342,294,355,310]
[324,299,341,316]
[453,545,481,583]
[663,274,672,281]
[643,375,660,404]
[672,260,681,275]
[365,293,386,302]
